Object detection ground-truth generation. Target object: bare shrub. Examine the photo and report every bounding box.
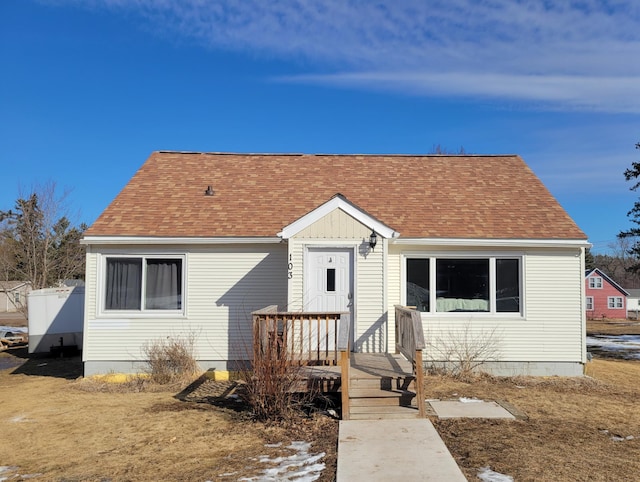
[142,335,200,385]
[240,322,316,421]
[427,322,501,381]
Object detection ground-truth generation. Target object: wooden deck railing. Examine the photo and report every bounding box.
[252,306,349,366]
[395,305,426,417]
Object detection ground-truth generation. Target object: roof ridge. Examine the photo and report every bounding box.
[155,150,520,158]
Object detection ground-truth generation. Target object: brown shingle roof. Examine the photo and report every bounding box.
[85,152,586,240]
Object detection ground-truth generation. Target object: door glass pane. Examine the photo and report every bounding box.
[326,268,336,292]
[496,259,520,312]
[435,259,489,312]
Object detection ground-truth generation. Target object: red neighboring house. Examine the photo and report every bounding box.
[585,268,629,319]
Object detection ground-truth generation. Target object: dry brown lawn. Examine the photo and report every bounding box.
[587,318,640,335]
[1,347,639,481]
[0,350,338,481]
[428,359,640,481]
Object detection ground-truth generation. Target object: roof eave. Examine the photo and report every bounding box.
[81,236,283,245]
[392,238,591,249]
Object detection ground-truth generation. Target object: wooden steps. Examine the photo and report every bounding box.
[346,353,421,420]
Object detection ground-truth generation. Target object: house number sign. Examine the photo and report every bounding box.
[288,254,293,279]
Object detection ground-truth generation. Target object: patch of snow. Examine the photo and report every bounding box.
[240,441,325,482]
[587,335,640,360]
[459,397,483,403]
[611,435,635,442]
[0,325,27,333]
[600,429,634,442]
[477,466,514,482]
[9,414,30,423]
[0,466,19,482]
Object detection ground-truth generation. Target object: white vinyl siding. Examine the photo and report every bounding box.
[524,250,584,361]
[389,245,584,365]
[84,244,287,363]
[354,242,385,352]
[290,208,387,352]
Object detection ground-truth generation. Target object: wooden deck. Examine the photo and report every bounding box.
[253,305,426,420]
[299,353,414,386]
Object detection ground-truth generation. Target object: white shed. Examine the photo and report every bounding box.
[28,286,84,353]
[626,289,640,319]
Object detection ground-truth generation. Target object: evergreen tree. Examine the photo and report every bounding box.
[584,247,595,271]
[619,141,640,271]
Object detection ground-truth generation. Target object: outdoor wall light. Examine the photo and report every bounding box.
[204,185,214,196]
[369,230,378,251]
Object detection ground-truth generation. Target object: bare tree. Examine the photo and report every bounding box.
[592,237,640,289]
[0,182,86,290]
[429,144,469,155]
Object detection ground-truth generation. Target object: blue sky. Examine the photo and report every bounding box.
[1,0,639,253]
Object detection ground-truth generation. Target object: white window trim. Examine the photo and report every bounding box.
[402,253,524,317]
[589,277,603,289]
[585,296,594,311]
[97,254,187,318]
[607,296,624,309]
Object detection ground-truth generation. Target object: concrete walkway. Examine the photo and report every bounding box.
[336,419,467,481]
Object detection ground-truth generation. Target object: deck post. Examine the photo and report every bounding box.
[415,348,425,417]
[337,313,351,420]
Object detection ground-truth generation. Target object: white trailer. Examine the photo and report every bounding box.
[27,286,84,354]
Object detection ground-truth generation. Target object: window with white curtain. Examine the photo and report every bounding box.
[406,256,521,314]
[105,257,183,311]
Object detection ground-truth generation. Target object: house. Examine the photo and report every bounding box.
[81,152,589,377]
[584,268,629,319]
[0,281,31,313]
[626,288,640,319]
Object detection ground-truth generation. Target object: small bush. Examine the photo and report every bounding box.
[427,322,501,381]
[241,328,316,421]
[142,335,200,385]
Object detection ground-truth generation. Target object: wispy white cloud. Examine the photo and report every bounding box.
[45,0,640,112]
[279,72,640,113]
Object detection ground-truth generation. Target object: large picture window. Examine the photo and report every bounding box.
[406,256,521,314]
[105,257,183,311]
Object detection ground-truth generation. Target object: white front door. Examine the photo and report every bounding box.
[306,247,355,348]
